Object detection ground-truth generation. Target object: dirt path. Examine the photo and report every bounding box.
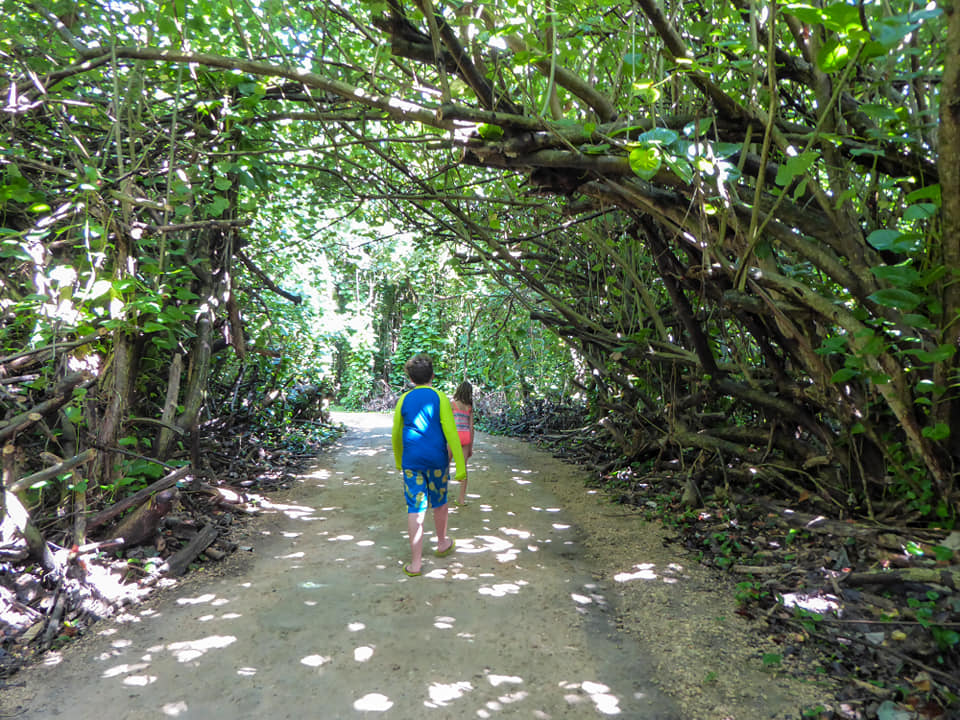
[3,413,831,719]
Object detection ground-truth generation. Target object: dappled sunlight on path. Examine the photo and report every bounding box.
[9,412,679,719]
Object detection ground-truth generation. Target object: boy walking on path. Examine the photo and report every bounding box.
[391,354,467,576]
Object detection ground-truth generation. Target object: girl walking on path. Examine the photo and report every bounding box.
[451,381,474,506]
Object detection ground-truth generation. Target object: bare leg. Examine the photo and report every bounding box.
[458,447,471,505]
[433,504,452,554]
[407,510,426,573]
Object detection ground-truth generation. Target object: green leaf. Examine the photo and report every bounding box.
[916,379,939,394]
[783,4,823,25]
[762,653,782,667]
[817,335,848,355]
[665,155,694,184]
[919,266,947,288]
[875,15,924,50]
[869,265,919,287]
[775,151,818,187]
[905,344,956,363]
[867,288,924,311]
[922,423,950,441]
[637,128,679,146]
[712,142,742,159]
[816,37,851,72]
[214,177,233,191]
[208,195,230,217]
[477,123,504,140]
[831,367,858,383]
[64,405,83,424]
[512,50,534,65]
[634,84,661,104]
[629,146,661,180]
[69,477,88,492]
[156,13,178,38]
[904,203,936,221]
[610,123,654,138]
[860,40,888,61]
[859,104,899,124]
[683,118,714,137]
[901,313,936,331]
[0,241,32,261]
[933,545,955,563]
[866,229,902,251]
[849,147,884,158]
[905,184,940,205]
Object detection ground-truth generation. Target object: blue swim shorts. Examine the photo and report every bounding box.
[402,467,449,513]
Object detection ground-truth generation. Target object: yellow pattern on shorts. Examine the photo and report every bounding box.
[401,467,449,512]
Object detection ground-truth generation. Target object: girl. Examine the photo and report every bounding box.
[450,381,475,506]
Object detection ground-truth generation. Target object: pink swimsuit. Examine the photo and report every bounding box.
[453,406,472,448]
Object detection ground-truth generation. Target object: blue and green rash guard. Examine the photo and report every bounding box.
[392,386,466,480]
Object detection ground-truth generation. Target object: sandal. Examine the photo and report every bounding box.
[403,565,422,577]
[434,538,455,557]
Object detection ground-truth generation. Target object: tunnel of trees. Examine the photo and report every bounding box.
[1,0,958,706]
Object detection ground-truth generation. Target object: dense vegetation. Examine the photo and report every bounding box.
[2,0,958,710]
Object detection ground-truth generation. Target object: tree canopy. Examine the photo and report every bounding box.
[1,0,955,541]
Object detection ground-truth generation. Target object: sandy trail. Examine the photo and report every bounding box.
[5,412,686,719]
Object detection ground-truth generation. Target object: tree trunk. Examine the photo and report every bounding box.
[156,353,184,460]
[937,2,960,474]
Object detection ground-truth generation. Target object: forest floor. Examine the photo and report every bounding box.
[1,412,835,719]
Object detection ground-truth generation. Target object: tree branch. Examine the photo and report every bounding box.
[236,248,302,305]
[41,47,448,130]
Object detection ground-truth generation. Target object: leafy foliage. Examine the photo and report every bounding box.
[0,0,955,545]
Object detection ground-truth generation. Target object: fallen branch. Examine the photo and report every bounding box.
[85,465,191,533]
[161,522,218,576]
[109,488,179,548]
[794,619,958,686]
[731,563,796,575]
[759,503,884,539]
[0,329,107,370]
[8,448,97,494]
[0,372,89,442]
[841,566,960,592]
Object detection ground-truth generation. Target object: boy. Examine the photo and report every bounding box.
[392,353,466,576]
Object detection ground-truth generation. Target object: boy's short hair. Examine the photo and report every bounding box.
[405,353,434,385]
